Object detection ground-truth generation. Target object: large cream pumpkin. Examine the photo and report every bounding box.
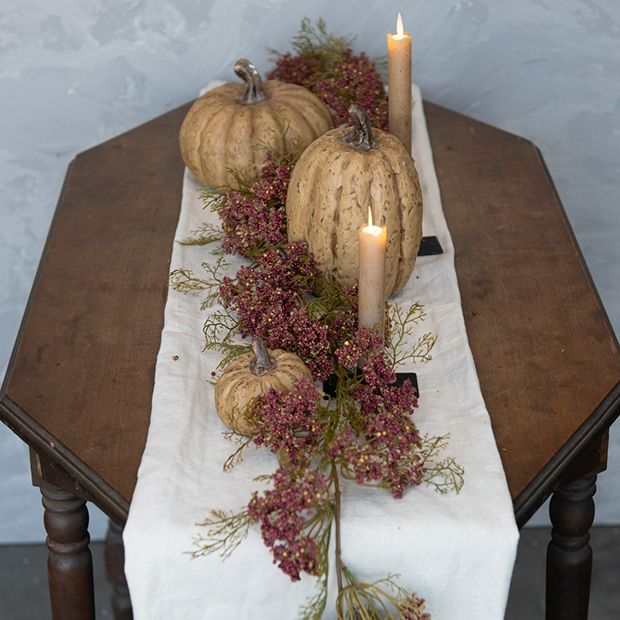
[180,58,333,188]
[214,338,312,436]
[286,105,423,296]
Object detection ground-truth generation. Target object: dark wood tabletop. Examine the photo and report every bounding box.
[1,101,620,620]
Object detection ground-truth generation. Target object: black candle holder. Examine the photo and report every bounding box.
[322,371,419,399]
[417,235,443,256]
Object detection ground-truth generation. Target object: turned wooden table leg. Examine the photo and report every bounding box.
[41,484,95,620]
[546,474,597,620]
[105,520,133,620]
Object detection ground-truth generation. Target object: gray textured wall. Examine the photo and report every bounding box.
[1,0,619,542]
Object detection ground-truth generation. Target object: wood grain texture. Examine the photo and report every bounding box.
[424,101,620,499]
[1,100,619,526]
[1,104,191,512]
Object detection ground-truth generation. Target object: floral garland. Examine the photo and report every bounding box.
[171,20,463,620]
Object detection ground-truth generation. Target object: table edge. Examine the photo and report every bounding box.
[532,146,620,352]
[513,379,620,527]
[0,394,129,523]
[0,158,130,522]
[1,160,75,399]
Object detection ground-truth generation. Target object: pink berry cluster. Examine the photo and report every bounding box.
[218,159,292,257]
[269,48,388,129]
[220,242,334,380]
[247,467,330,581]
[250,378,325,465]
[331,328,423,498]
[267,51,320,86]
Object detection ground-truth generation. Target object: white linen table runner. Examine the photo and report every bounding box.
[124,83,519,620]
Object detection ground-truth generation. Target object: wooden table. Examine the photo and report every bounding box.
[1,100,619,620]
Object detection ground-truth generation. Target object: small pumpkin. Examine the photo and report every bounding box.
[180,58,333,188]
[214,338,312,436]
[286,105,423,296]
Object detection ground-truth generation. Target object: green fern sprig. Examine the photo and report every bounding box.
[290,17,353,68]
[419,435,465,495]
[179,223,223,246]
[192,509,251,560]
[387,303,437,367]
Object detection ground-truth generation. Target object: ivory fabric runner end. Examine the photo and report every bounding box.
[124,84,519,619]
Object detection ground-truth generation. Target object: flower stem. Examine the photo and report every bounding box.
[331,460,344,595]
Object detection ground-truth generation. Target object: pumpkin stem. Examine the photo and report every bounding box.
[234,58,267,105]
[342,105,376,151]
[252,337,276,375]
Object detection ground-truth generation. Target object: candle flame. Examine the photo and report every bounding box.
[396,12,404,38]
[363,207,384,237]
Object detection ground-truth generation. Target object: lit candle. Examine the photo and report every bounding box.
[358,207,387,338]
[387,12,412,153]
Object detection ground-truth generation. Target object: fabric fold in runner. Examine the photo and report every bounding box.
[124,84,519,620]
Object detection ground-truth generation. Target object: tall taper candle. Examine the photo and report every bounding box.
[358,207,387,338]
[387,12,412,153]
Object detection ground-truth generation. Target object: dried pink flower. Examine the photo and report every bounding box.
[220,243,333,381]
[218,159,292,257]
[247,467,330,581]
[250,379,324,464]
[269,48,388,129]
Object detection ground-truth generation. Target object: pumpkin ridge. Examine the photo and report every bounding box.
[185,102,217,181]
[215,105,240,187]
[275,91,331,134]
[274,365,306,385]
[290,96,330,136]
[277,100,317,146]
[197,104,235,186]
[196,93,236,140]
[308,92,333,120]
[290,140,324,242]
[181,100,216,178]
[301,155,320,243]
[225,101,260,185]
[377,147,402,295]
[180,97,212,170]
[264,99,292,167]
[331,148,364,285]
[217,366,248,382]
[272,82,324,104]
[329,150,351,272]
[304,143,334,252]
[258,106,285,174]
[331,175,343,263]
[276,355,313,377]
[247,104,257,174]
[334,149,354,278]
[382,136,423,292]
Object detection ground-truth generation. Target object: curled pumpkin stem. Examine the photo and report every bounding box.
[234,58,267,105]
[342,104,376,151]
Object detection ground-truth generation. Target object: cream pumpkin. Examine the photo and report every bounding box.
[180,58,333,188]
[214,338,312,436]
[286,105,423,296]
